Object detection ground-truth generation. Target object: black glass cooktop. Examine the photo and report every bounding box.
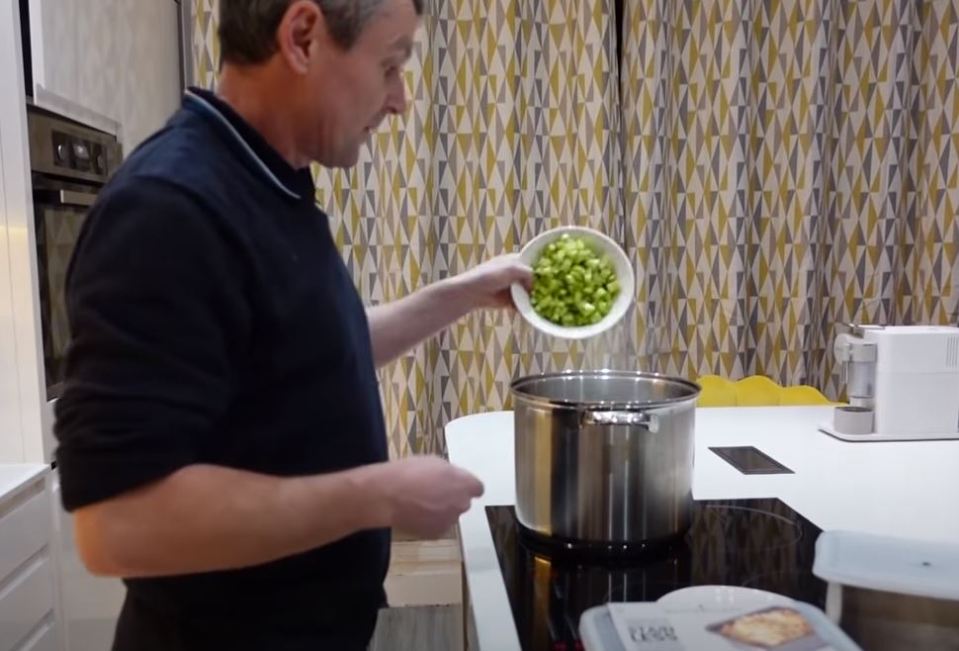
[487,499,826,651]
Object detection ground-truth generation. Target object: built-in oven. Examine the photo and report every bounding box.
[27,106,122,399]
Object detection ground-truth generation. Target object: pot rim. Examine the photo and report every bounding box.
[510,370,702,410]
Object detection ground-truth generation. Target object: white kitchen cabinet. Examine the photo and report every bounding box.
[0,127,26,465]
[0,466,62,651]
[11,623,58,651]
[30,0,78,107]
[50,472,125,651]
[2,0,47,465]
[23,0,113,135]
[25,0,182,152]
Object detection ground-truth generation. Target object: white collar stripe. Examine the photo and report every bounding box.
[185,90,301,201]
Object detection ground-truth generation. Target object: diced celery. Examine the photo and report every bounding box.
[529,234,622,328]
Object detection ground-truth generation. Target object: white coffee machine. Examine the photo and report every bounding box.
[821,325,959,442]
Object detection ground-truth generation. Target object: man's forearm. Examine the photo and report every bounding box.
[367,279,471,367]
[75,463,391,578]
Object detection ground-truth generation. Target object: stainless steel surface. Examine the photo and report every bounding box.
[177,0,196,91]
[512,371,700,545]
[845,359,876,409]
[511,371,700,408]
[581,410,659,432]
[54,189,97,207]
[27,107,121,182]
[27,107,120,398]
[834,332,877,408]
[838,586,959,651]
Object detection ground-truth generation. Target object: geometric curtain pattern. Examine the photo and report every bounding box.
[191,0,219,90]
[622,0,959,397]
[193,0,959,455]
[315,0,626,457]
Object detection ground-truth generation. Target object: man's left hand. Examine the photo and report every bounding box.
[448,254,533,310]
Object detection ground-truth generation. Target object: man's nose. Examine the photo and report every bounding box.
[385,76,408,116]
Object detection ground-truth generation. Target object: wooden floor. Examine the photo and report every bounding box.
[369,604,464,651]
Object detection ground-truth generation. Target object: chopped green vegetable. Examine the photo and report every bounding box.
[530,234,620,326]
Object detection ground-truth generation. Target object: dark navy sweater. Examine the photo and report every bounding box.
[54,88,389,649]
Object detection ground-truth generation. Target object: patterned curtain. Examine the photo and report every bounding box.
[191,0,959,454]
[622,0,959,397]
[191,0,626,457]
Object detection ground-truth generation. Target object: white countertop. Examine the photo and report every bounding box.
[0,463,48,503]
[446,406,959,651]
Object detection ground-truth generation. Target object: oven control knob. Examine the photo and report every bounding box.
[73,143,90,161]
[56,143,70,162]
[95,154,106,174]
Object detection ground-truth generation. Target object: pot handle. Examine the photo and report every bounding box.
[582,411,660,433]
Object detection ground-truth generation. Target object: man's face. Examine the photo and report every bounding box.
[302,0,419,168]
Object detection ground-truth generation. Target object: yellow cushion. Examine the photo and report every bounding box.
[778,385,834,406]
[695,374,833,407]
[696,375,740,407]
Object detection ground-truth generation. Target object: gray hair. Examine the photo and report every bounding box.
[219,0,423,65]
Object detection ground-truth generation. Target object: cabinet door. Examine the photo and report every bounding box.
[33,0,79,105]
[0,127,25,463]
[0,556,54,651]
[16,621,59,651]
[0,7,33,459]
[1,1,46,464]
[0,476,55,651]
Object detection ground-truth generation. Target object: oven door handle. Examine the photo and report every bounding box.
[48,190,98,208]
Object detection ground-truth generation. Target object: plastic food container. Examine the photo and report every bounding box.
[813,530,959,651]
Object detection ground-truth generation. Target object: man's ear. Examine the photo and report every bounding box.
[275,0,326,74]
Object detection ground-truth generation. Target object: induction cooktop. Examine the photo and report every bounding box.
[486,498,826,651]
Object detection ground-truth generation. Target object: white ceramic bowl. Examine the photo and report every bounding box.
[511,226,634,340]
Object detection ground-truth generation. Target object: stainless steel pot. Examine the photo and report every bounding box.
[511,371,701,546]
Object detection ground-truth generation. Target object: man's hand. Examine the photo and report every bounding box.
[372,456,484,538]
[445,254,533,310]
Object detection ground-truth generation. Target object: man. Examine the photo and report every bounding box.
[53,1,531,649]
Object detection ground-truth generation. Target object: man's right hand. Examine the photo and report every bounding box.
[373,456,484,538]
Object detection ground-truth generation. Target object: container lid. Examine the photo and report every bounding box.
[579,586,863,651]
[813,531,959,601]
